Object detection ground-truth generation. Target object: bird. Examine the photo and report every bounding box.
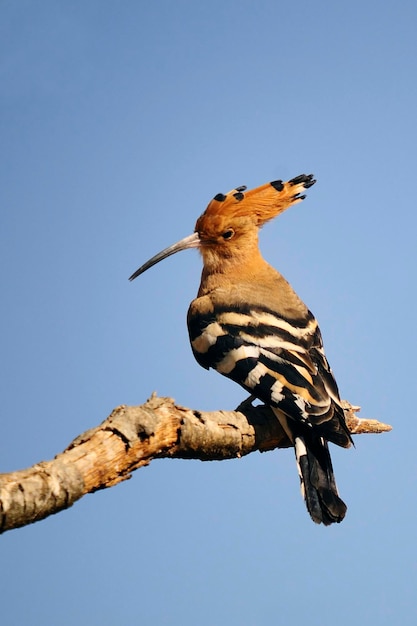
[129,174,352,525]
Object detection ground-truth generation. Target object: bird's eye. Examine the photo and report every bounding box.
[221,229,235,240]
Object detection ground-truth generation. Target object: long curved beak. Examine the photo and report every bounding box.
[129,232,200,281]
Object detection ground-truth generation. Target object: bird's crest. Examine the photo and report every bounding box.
[199,174,316,228]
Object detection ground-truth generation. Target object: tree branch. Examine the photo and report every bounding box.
[0,395,391,534]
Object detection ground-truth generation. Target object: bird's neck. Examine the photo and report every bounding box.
[196,247,309,319]
[198,245,266,292]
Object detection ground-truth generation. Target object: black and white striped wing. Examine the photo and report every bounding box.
[188,304,351,447]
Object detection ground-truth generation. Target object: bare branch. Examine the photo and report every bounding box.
[0,395,391,534]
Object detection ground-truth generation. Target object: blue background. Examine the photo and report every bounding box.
[1,1,416,624]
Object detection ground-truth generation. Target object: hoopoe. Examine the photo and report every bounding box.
[129,174,352,525]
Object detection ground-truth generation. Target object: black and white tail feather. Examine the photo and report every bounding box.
[294,434,346,525]
[273,409,347,525]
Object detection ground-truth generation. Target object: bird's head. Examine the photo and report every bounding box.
[128,174,315,281]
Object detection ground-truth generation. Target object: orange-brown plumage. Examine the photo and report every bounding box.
[198,176,311,227]
[195,176,313,274]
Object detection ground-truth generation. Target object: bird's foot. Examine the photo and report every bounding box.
[235,394,257,412]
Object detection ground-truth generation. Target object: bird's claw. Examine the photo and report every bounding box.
[235,394,257,412]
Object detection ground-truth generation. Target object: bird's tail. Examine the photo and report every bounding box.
[294,434,347,525]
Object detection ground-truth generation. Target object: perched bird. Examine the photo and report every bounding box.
[129,174,352,525]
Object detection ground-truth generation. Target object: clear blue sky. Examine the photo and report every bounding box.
[1,1,416,624]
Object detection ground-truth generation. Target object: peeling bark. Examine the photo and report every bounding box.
[0,395,391,534]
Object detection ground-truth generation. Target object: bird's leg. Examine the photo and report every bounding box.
[235,394,257,412]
